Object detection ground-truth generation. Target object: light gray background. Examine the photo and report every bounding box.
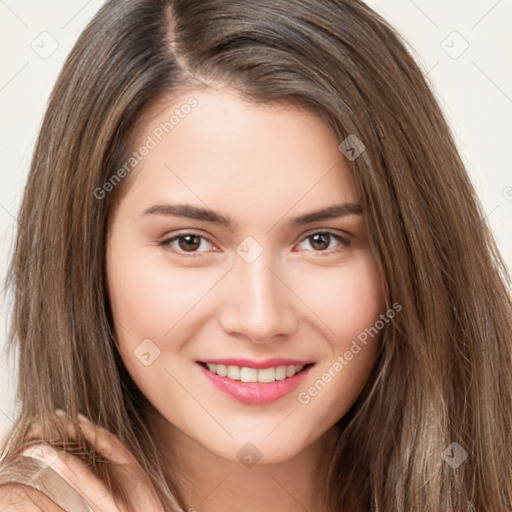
[1,0,511,437]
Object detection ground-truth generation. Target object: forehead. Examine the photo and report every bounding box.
[113,89,359,223]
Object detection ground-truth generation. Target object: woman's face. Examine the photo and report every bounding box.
[106,89,385,464]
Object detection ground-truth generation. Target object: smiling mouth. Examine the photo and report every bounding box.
[197,361,315,384]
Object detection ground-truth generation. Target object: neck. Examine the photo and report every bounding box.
[146,408,340,512]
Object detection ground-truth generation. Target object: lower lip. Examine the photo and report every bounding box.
[198,363,313,405]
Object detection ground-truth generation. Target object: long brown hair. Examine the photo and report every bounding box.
[2,0,511,510]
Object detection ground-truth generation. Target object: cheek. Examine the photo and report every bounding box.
[106,248,196,408]
[106,241,225,394]
[107,241,216,341]
[297,253,385,420]
[295,249,385,347]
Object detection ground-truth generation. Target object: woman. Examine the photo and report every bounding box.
[1,0,511,511]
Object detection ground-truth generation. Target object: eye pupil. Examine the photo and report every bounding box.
[310,233,330,251]
[179,235,201,252]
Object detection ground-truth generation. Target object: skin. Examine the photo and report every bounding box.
[104,88,385,511]
[2,89,385,512]
[0,484,67,511]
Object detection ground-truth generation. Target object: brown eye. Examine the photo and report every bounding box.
[159,233,214,255]
[309,233,331,251]
[177,234,202,252]
[297,231,351,254]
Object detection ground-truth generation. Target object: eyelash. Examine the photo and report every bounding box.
[158,230,352,257]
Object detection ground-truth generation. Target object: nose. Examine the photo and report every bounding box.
[219,249,298,343]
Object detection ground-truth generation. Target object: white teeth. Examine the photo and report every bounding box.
[240,367,258,383]
[275,366,287,381]
[257,367,277,383]
[227,365,240,380]
[203,363,307,383]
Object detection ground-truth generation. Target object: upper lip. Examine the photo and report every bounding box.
[198,358,314,369]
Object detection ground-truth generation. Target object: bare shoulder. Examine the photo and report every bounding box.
[0,483,66,511]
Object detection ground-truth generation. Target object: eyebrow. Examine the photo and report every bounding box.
[142,202,363,228]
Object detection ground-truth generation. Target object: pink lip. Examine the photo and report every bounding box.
[198,357,312,369]
[197,362,314,405]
